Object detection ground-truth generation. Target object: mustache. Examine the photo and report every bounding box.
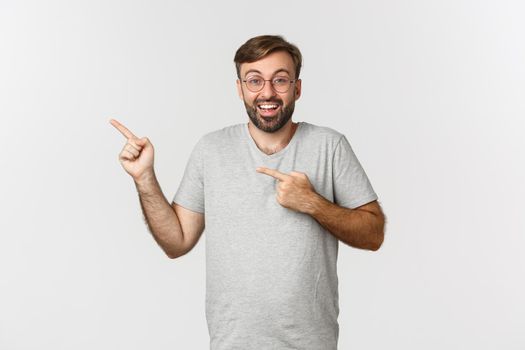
[255,98,282,105]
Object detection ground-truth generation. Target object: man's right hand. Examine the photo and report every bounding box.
[110,118,155,182]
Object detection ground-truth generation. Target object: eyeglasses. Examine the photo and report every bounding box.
[242,75,296,93]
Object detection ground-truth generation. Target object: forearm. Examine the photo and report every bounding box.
[306,193,383,251]
[134,171,185,258]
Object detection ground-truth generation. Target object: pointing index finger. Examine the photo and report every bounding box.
[109,118,137,140]
[256,167,289,181]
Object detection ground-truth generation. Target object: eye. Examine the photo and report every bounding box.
[247,77,263,85]
[273,77,289,85]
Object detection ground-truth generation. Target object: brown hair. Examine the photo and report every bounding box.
[233,35,302,79]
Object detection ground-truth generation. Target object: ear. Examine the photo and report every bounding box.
[294,79,302,101]
[236,79,244,100]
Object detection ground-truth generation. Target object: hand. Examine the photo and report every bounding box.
[110,118,155,182]
[256,167,317,213]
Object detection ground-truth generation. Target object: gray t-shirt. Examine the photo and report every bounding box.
[173,121,378,350]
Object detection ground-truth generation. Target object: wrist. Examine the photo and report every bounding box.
[134,169,156,187]
[304,191,327,216]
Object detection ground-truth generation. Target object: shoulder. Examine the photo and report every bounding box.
[299,121,346,148]
[190,123,245,155]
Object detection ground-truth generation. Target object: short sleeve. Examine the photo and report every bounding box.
[332,135,378,209]
[172,137,205,213]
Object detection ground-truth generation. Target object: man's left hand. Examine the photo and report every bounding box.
[256,167,318,213]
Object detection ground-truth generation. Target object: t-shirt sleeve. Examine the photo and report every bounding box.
[332,135,378,209]
[172,137,205,214]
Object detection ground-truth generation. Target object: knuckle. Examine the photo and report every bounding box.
[124,150,134,159]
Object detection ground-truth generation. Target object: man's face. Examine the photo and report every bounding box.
[236,50,302,133]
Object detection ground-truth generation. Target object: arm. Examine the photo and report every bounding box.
[109,119,204,259]
[135,171,204,259]
[255,167,385,251]
[306,195,385,251]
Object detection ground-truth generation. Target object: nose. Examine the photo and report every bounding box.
[259,80,277,100]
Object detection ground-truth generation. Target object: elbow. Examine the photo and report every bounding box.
[166,252,180,259]
[369,232,384,251]
[368,221,385,251]
[161,237,190,259]
[370,214,385,251]
[164,247,186,259]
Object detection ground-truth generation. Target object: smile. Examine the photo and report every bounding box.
[257,103,279,110]
[257,103,281,117]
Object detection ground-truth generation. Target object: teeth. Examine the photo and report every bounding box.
[259,104,278,109]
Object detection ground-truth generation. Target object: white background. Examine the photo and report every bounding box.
[1,0,524,349]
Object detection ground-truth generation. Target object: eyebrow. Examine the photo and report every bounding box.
[244,68,291,78]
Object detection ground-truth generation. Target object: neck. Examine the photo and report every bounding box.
[247,120,298,155]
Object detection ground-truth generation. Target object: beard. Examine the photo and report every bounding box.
[243,97,295,133]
